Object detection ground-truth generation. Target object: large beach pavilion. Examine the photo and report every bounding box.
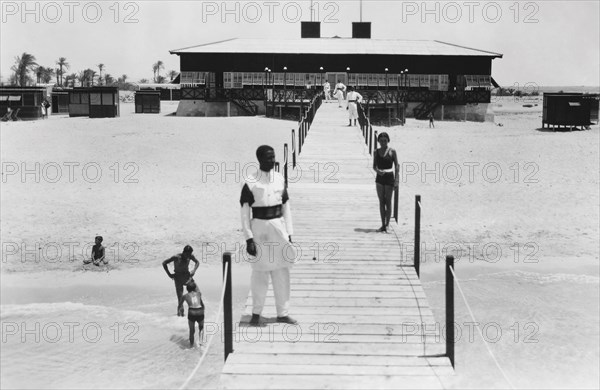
[169,22,502,122]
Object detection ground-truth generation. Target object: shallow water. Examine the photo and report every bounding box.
[420,259,600,389]
[1,264,252,389]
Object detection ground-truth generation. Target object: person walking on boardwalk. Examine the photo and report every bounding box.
[373,132,399,232]
[346,86,363,126]
[323,80,331,100]
[240,145,297,326]
[163,245,200,316]
[334,80,346,107]
[428,111,435,128]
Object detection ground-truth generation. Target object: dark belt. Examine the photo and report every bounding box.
[348,100,357,103]
[252,205,283,220]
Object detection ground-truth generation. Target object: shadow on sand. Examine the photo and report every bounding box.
[354,227,382,233]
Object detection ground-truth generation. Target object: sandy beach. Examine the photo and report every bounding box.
[1,97,599,389]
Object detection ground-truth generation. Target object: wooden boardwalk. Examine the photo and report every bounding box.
[220,101,453,389]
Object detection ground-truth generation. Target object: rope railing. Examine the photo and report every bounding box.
[178,257,231,390]
[448,264,516,389]
[414,197,516,388]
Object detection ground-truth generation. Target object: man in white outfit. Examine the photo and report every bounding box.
[346,86,363,126]
[323,81,331,100]
[240,145,298,326]
[334,80,346,107]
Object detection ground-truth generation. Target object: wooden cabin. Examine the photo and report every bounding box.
[542,93,599,130]
[0,87,46,120]
[135,91,161,113]
[68,87,120,118]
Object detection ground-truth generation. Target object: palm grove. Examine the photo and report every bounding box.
[5,53,178,89]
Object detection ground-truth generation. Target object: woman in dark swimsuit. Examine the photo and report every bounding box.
[373,132,399,232]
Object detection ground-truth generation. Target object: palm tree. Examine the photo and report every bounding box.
[56,57,69,86]
[77,70,86,87]
[87,69,97,86]
[152,60,164,83]
[167,70,178,82]
[36,66,55,84]
[65,73,77,87]
[117,74,129,90]
[36,66,44,84]
[11,52,37,86]
[104,73,115,86]
[97,63,104,85]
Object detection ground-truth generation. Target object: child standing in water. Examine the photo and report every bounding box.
[179,281,205,348]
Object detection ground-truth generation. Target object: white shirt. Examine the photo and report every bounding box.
[240,170,293,241]
[347,91,363,103]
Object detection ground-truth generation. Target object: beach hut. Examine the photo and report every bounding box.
[0,87,45,120]
[68,87,120,118]
[135,91,161,113]
[542,93,596,130]
[51,89,70,114]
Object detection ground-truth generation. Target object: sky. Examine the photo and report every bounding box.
[1,0,599,87]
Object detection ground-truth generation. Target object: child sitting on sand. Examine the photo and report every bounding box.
[83,236,107,266]
[179,280,205,348]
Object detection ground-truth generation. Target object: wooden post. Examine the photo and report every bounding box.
[393,186,399,223]
[414,195,421,277]
[223,252,233,361]
[374,131,378,155]
[292,129,296,169]
[369,124,374,155]
[284,143,288,187]
[446,255,455,368]
[304,118,308,139]
[299,124,303,154]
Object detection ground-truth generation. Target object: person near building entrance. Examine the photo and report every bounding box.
[334,80,346,108]
[346,86,363,126]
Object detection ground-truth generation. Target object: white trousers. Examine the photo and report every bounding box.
[348,102,358,119]
[251,267,290,317]
[336,91,344,106]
